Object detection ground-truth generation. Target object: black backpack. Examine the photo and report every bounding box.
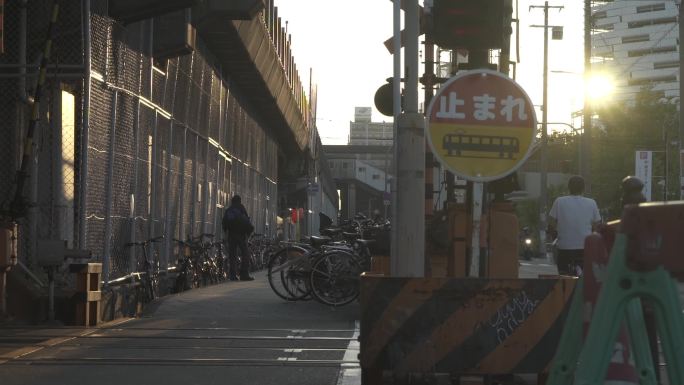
[223,206,253,234]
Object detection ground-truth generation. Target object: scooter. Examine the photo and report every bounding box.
[521,236,534,260]
[519,228,535,260]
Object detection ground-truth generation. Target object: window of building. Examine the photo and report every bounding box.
[653,60,680,69]
[60,89,77,245]
[621,34,650,44]
[594,23,614,31]
[372,174,380,180]
[358,167,366,172]
[627,45,676,57]
[628,16,677,29]
[342,162,348,169]
[627,75,677,86]
[595,51,615,59]
[593,10,607,19]
[636,3,666,13]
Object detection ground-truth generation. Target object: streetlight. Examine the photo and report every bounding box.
[530,1,564,256]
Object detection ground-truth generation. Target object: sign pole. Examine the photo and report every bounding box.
[469,181,484,277]
[424,69,538,279]
[635,151,653,201]
[390,0,401,276]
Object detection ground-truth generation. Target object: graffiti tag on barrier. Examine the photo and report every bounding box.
[488,290,540,343]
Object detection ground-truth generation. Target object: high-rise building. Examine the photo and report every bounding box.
[348,107,394,146]
[591,1,680,104]
[592,1,680,104]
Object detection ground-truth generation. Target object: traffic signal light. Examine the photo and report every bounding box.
[431,0,509,50]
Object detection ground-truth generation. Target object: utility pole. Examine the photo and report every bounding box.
[583,0,592,193]
[392,0,425,277]
[530,1,563,257]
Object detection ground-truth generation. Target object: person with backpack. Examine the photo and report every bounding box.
[222,195,255,281]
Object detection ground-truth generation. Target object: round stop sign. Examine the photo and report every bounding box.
[426,69,537,182]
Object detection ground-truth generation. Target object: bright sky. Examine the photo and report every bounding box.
[275,0,586,144]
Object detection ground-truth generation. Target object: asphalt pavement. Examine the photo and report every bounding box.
[0,270,360,385]
[0,258,561,385]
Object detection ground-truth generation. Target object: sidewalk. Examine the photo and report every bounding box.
[0,271,360,385]
[0,257,569,385]
[518,254,559,278]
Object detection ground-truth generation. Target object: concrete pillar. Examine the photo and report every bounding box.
[348,183,357,219]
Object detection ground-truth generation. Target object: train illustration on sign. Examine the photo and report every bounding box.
[442,132,519,159]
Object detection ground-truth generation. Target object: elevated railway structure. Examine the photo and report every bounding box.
[0,0,336,323]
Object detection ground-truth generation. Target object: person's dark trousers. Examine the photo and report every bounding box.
[227,235,250,279]
[556,249,584,276]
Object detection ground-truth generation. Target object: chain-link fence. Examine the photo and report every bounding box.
[2,0,282,284]
[0,1,83,280]
[86,6,279,281]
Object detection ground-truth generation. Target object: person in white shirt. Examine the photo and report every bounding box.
[548,175,601,276]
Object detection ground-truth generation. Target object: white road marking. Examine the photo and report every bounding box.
[336,321,361,385]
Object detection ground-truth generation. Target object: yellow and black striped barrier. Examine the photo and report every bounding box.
[360,275,577,381]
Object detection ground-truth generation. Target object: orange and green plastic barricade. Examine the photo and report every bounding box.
[547,202,684,385]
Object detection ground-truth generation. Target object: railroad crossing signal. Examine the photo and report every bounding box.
[431,0,509,50]
[426,69,537,182]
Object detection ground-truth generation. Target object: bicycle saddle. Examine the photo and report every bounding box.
[342,232,359,240]
[321,228,343,237]
[309,235,333,247]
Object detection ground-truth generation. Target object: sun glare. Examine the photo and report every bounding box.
[586,74,614,102]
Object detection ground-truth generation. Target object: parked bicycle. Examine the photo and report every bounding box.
[211,239,228,281]
[191,233,221,286]
[124,235,164,303]
[267,234,367,307]
[172,237,199,292]
[247,233,279,272]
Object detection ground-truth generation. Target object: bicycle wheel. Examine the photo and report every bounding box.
[309,250,362,307]
[267,246,310,301]
[141,274,155,303]
[284,262,313,301]
[149,272,159,300]
[144,261,159,300]
[259,247,272,270]
[181,262,195,291]
[192,259,202,288]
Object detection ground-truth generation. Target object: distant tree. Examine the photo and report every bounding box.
[590,87,680,218]
[514,183,567,240]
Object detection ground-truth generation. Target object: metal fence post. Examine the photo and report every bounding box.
[189,134,198,237]
[200,140,209,234]
[178,126,186,240]
[213,153,222,238]
[148,112,159,241]
[129,100,140,273]
[162,121,173,270]
[102,90,118,282]
[79,0,92,250]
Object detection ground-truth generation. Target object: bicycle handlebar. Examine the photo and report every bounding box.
[195,233,214,240]
[125,235,165,247]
